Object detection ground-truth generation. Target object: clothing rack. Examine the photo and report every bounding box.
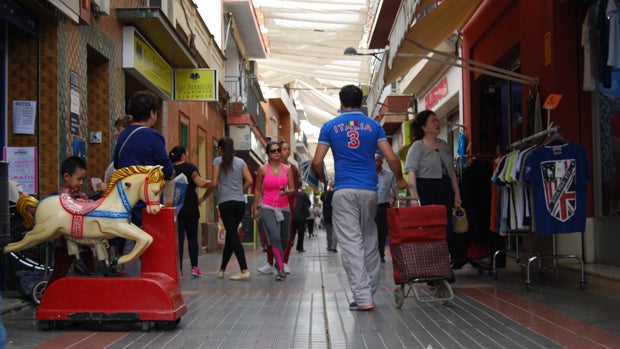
[509,124,559,150]
[493,127,586,289]
[455,154,497,182]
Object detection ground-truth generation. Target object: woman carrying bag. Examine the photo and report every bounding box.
[404,109,465,269]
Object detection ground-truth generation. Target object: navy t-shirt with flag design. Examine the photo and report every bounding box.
[318,110,387,191]
[522,142,591,235]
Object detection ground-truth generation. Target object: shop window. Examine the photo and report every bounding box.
[480,79,523,153]
[599,71,620,216]
[180,123,188,147]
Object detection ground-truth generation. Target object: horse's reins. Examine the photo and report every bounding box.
[143,176,161,208]
[116,177,160,212]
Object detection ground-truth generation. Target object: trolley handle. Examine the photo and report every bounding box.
[396,184,422,208]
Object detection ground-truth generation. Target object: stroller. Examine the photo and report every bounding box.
[9,196,52,304]
[387,186,454,307]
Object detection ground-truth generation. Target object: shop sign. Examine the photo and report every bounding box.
[46,0,80,23]
[70,71,80,135]
[382,113,407,124]
[3,147,38,194]
[425,77,448,110]
[175,69,218,101]
[122,27,173,97]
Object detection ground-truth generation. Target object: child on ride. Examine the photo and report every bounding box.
[46,156,97,286]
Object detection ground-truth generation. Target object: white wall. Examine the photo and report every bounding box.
[197,0,223,51]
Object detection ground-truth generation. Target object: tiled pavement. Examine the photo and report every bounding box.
[2,229,620,349]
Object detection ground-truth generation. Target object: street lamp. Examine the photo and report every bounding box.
[343,47,382,61]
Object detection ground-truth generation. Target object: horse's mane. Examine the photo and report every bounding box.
[103,165,165,197]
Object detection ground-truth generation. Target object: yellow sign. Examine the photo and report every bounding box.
[128,29,173,97]
[175,69,218,101]
[543,94,562,110]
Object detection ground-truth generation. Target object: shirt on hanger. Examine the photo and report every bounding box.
[522,142,592,235]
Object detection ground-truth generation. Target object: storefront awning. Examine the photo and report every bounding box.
[385,0,482,85]
[367,0,482,116]
[116,8,198,68]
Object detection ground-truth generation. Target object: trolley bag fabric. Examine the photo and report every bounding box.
[387,204,447,244]
[390,240,453,284]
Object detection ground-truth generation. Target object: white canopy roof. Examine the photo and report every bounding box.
[253,0,376,127]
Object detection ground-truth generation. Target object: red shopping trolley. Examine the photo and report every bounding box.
[387,185,454,307]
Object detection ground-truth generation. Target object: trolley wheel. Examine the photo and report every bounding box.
[580,281,588,289]
[31,280,47,305]
[436,280,451,305]
[154,318,180,331]
[394,286,405,308]
[142,321,153,332]
[38,320,56,331]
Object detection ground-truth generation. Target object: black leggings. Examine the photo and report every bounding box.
[177,214,199,269]
[219,201,248,271]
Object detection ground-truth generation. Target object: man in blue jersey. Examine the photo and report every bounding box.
[312,85,407,311]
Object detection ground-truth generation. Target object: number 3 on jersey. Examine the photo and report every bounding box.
[347,130,360,149]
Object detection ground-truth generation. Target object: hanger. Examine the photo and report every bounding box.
[543,131,568,146]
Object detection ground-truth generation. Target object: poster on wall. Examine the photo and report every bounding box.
[12,100,36,135]
[70,71,80,135]
[3,147,38,194]
[72,137,86,161]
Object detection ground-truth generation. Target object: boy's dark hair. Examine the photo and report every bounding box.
[339,85,363,109]
[126,90,160,122]
[61,156,87,176]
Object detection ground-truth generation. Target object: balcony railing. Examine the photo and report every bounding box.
[225,75,266,135]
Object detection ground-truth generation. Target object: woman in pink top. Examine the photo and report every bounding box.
[252,142,295,281]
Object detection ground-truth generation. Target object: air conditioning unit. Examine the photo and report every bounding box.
[248,60,258,78]
[148,0,172,20]
[90,0,110,15]
[391,80,400,93]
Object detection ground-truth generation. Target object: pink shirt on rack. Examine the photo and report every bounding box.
[262,163,289,209]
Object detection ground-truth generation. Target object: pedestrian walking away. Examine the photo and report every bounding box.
[202,137,253,280]
[321,181,337,252]
[312,84,407,311]
[375,152,397,263]
[170,145,211,278]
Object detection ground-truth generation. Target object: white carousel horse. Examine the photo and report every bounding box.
[4,165,166,266]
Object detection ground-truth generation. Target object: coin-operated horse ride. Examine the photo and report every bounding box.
[4,165,186,330]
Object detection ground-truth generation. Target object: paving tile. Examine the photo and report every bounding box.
[3,228,620,348]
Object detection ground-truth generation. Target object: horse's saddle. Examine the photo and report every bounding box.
[59,194,103,238]
[59,194,102,215]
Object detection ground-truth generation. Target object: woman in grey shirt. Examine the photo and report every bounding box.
[404,110,463,268]
[203,137,253,280]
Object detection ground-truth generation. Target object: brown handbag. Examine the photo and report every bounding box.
[452,206,469,233]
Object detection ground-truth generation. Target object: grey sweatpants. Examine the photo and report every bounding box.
[332,189,380,307]
[260,207,290,270]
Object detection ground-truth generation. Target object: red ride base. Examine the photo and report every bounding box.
[36,208,186,329]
